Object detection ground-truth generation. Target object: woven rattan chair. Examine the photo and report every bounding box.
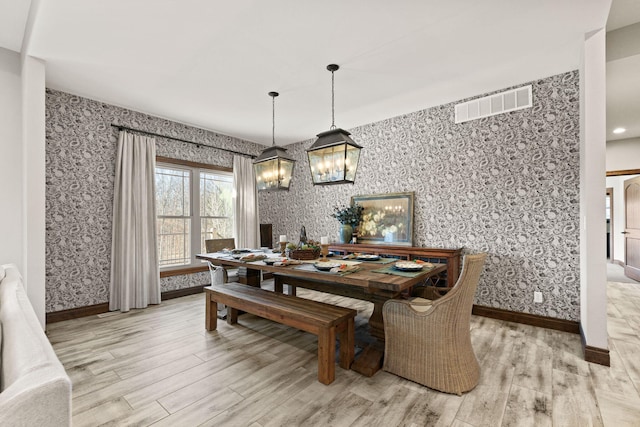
[382,252,487,395]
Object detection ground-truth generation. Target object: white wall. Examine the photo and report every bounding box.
[606,137,640,171]
[0,47,24,269]
[606,174,640,264]
[22,54,46,328]
[580,28,608,350]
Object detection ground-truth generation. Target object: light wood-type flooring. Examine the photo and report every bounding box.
[47,279,640,426]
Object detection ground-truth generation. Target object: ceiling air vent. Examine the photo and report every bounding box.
[455,85,532,124]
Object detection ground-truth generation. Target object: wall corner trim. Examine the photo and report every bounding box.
[579,323,611,366]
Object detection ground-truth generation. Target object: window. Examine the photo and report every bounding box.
[155,161,233,269]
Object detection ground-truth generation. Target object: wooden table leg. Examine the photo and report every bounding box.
[274,275,296,296]
[274,275,284,293]
[238,267,261,287]
[205,291,217,331]
[351,295,387,377]
[367,296,387,341]
[227,307,239,325]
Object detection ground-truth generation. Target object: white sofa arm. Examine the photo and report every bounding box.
[0,264,72,426]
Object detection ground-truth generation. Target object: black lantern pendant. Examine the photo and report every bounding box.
[254,92,295,191]
[307,64,362,185]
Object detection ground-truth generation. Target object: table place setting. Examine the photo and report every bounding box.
[269,258,304,267]
[293,261,362,276]
[238,253,268,262]
[372,260,436,277]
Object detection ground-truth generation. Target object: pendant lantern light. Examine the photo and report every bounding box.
[254,91,295,191]
[307,64,362,185]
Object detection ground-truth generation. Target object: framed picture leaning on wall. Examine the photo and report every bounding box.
[351,192,414,246]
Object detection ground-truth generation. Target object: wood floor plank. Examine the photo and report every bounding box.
[113,337,212,379]
[609,339,640,392]
[501,384,552,427]
[73,397,137,427]
[350,383,461,427]
[255,397,324,427]
[594,388,640,427]
[299,391,373,427]
[157,351,281,414]
[70,369,122,399]
[227,350,317,398]
[71,351,206,415]
[552,369,604,427]
[200,367,320,426]
[123,350,245,409]
[398,389,463,427]
[511,339,553,395]
[455,361,514,427]
[589,361,638,397]
[96,401,169,427]
[150,386,245,427]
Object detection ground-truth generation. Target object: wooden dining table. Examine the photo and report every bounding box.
[196,251,446,376]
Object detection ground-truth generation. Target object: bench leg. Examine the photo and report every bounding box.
[338,318,355,370]
[274,276,284,294]
[317,327,336,385]
[227,307,239,325]
[205,292,217,331]
[289,285,296,296]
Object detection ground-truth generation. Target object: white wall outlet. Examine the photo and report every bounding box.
[534,291,543,303]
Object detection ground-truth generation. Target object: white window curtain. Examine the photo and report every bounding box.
[233,155,260,248]
[109,130,160,312]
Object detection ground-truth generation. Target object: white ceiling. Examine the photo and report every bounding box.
[0,0,626,146]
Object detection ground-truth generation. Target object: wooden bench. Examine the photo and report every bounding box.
[204,283,356,385]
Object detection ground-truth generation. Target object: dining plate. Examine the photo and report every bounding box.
[263,258,284,265]
[314,262,342,271]
[356,254,380,261]
[394,261,424,271]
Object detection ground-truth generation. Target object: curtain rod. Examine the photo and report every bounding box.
[110,124,256,159]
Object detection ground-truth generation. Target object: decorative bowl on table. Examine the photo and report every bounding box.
[314,261,342,271]
[393,261,424,271]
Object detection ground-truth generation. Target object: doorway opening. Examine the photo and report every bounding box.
[606,169,640,282]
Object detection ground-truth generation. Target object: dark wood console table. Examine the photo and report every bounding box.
[328,243,462,291]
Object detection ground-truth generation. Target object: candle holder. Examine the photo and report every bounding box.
[279,241,287,257]
[320,244,329,261]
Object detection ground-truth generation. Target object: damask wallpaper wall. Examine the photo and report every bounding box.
[45,89,263,312]
[259,71,581,321]
[46,70,580,321]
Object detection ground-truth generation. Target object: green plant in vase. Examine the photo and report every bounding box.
[331,203,363,244]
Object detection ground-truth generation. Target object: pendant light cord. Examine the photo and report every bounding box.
[268,91,279,146]
[330,69,336,130]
